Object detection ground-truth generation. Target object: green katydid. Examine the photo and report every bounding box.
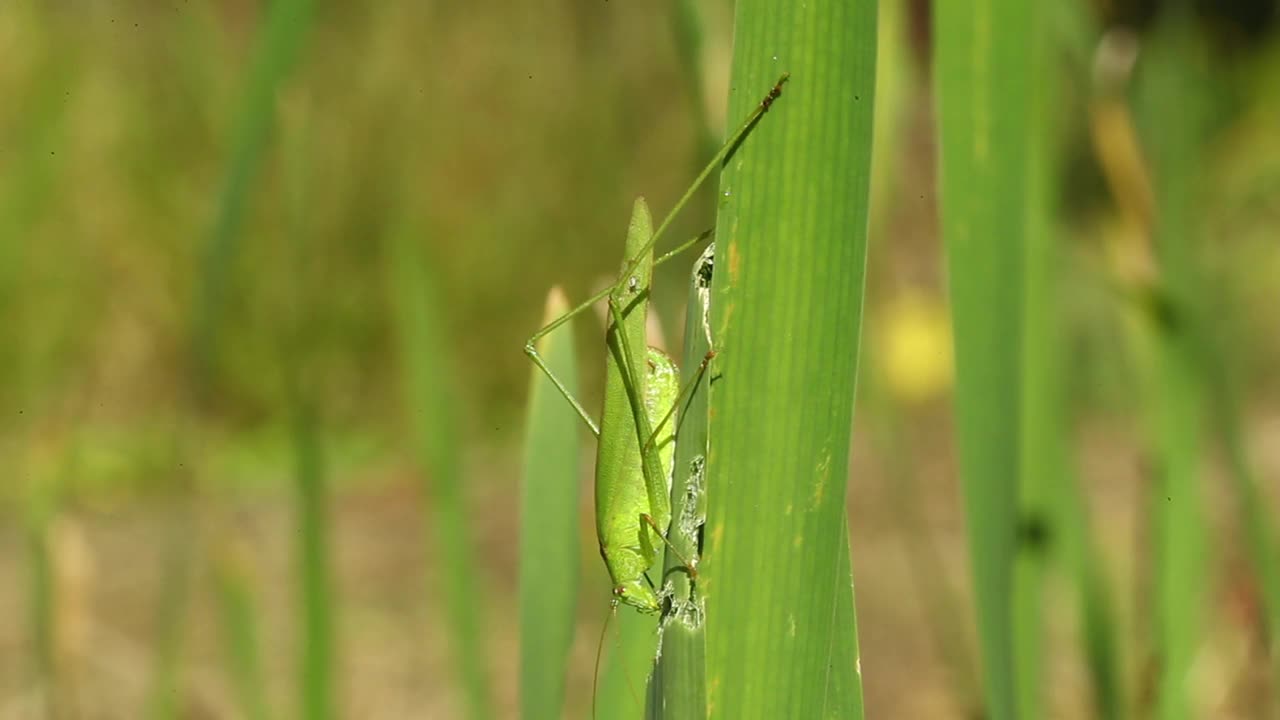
[523,73,789,614]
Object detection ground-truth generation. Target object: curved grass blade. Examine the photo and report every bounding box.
[386,222,493,720]
[519,288,583,720]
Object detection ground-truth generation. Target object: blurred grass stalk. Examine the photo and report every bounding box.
[279,69,334,720]
[7,18,76,719]
[668,0,716,161]
[1120,11,1280,715]
[1012,5,1054,716]
[935,1,1038,718]
[188,0,316,716]
[518,289,582,720]
[215,546,273,720]
[862,2,986,713]
[1128,11,1210,719]
[1018,10,1125,716]
[386,222,493,720]
[702,0,875,717]
[193,0,314,387]
[288,390,334,720]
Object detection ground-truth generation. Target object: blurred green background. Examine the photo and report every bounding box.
[2,0,1279,718]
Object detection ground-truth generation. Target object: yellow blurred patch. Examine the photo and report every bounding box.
[877,291,954,403]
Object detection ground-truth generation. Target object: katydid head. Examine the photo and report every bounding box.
[613,579,661,614]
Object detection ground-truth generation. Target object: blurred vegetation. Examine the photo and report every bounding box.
[2,0,1279,717]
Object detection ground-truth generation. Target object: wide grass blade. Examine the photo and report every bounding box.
[702,1,876,717]
[934,2,1037,717]
[519,288,582,720]
[386,222,493,720]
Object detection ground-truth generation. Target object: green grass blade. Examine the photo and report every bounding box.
[386,222,493,720]
[1056,463,1124,720]
[215,546,273,720]
[596,611,659,720]
[702,1,876,717]
[6,39,76,710]
[1032,10,1124,719]
[668,0,716,160]
[824,522,863,713]
[648,246,714,719]
[162,2,311,713]
[934,2,1037,716]
[288,391,334,720]
[1206,334,1280,711]
[192,0,313,387]
[1012,5,1060,717]
[519,288,582,720]
[1155,27,1280,713]
[272,66,333,720]
[1131,12,1210,719]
